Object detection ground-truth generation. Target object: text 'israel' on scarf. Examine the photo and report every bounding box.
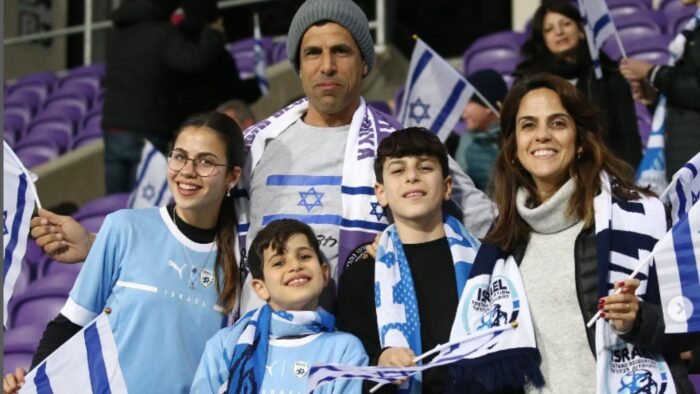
[451,73,699,393]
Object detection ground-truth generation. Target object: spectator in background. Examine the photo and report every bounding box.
[217,99,256,129]
[514,1,642,169]
[620,0,700,176]
[101,0,225,194]
[455,69,507,192]
[172,0,262,128]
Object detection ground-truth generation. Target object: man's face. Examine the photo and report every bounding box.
[299,22,367,124]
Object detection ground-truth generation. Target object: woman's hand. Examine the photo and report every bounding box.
[599,279,641,333]
[620,58,655,82]
[30,208,94,263]
[377,347,416,386]
[3,368,26,394]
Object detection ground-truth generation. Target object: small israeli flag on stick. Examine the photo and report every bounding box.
[397,37,479,142]
[4,141,40,327]
[253,13,269,96]
[579,0,626,78]
[128,140,172,209]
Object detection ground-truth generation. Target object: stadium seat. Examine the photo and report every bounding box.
[13,140,60,168]
[11,259,34,297]
[80,110,102,135]
[36,95,89,127]
[462,31,525,76]
[23,122,73,153]
[65,63,105,79]
[5,87,48,114]
[4,104,32,135]
[4,129,17,147]
[6,71,57,96]
[611,13,664,45]
[663,3,696,36]
[70,132,102,150]
[607,0,651,18]
[40,258,83,280]
[7,273,76,329]
[23,239,45,272]
[71,192,130,232]
[271,41,288,63]
[626,35,673,65]
[3,325,45,374]
[54,78,100,102]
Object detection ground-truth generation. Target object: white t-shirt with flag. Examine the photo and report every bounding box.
[61,206,226,393]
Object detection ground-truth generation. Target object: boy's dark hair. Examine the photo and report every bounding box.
[373,127,450,183]
[247,219,323,280]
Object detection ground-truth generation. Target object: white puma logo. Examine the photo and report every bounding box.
[168,260,186,279]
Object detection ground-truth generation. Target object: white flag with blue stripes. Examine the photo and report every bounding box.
[397,38,475,142]
[128,140,172,209]
[664,152,700,225]
[653,199,700,334]
[579,0,617,79]
[3,141,38,327]
[636,96,669,196]
[253,13,269,96]
[19,313,127,393]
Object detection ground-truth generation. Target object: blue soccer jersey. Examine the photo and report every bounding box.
[191,326,368,394]
[61,207,228,393]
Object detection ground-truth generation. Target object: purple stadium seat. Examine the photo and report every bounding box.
[7,71,57,95]
[11,259,34,297]
[271,41,288,63]
[4,105,32,135]
[3,325,45,374]
[689,375,700,392]
[8,273,76,329]
[23,122,73,153]
[13,140,60,168]
[4,130,17,147]
[625,35,673,65]
[463,31,525,76]
[5,87,48,113]
[610,13,664,46]
[607,0,651,18]
[54,78,100,102]
[66,63,105,79]
[24,239,46,270]
[70,132,102,150]
[664,3,696,36]
[75,192,130,219]
[40,258,83,279]
[35,95,89,127]
[80,110,102,134]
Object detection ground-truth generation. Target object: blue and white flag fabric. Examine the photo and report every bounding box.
[636,97,669,196]
[397,38,475,142]
[653,200,700,334]
[128,140,171,209]
[3,141,38,327]
[253,13,269,96]
[579,0,617,79]
[19,313,127,394]
[664,152,700,225]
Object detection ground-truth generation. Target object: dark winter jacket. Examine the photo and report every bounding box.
[511,224,698,393]
[101,1,225,137]
[650,26,700,176]
[515,51,642,169]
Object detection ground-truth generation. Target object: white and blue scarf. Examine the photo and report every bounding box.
[225,305,335,394]
[449,172,674,393]
[374,215,480,393]
[234,97,401,274]
[593,172,675,393]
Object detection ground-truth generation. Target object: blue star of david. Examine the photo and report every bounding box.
[369,202,385,221]
[408,98,431,124]
[142,184,155,201]
[3,210,8,236]
[692,190,700,205]
[298,187,324,213]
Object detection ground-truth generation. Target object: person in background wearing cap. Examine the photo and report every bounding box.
[27,0,495,318]
[455,69,507,192]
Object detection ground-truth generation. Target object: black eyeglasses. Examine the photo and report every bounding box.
[167,151,230,177]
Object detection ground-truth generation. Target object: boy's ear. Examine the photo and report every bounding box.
[251,278,270,302]
[443,175,453,201]
[374,182,388,207]
[321,262,330,288]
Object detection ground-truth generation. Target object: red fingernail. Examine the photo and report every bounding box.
[600,312,606,318]
[617,281,625,287]
[598,299,605,305]
[598,304,605,310]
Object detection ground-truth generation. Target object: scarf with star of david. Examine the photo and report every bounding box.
[374,215,480,394]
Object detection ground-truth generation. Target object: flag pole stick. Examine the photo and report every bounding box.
[612,29,628,59]
[369,323,517,393]
[585,252,655,328]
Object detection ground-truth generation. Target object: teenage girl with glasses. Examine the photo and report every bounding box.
[4,111,244,394]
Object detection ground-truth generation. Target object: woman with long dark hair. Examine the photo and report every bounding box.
[514,1,642,169]
[3,112,244,393]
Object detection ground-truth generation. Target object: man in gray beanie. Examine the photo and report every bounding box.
[27,0,496,330]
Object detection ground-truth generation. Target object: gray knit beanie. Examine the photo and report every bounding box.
[286,0,374,74]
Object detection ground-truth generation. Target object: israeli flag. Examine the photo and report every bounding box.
[579,0,617,78]
[636,96,669,196]
[663,152,700,225]
[253,13,269,96]
[3,141,39,327]
[19,313,127,393]
[128,140,172,209]
[397,38,475,142]
[653,200,700,334]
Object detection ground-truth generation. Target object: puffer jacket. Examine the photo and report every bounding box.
[513,224,698,393]
[650,25,700,176]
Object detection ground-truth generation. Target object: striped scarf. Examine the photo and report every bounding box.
[374,215,480,393]
[225,305,335,393]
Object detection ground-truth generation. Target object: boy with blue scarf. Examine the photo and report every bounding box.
[191,219,368,393]
[336,128,481,393]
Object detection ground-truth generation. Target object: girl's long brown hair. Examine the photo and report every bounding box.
[485,73,652,251]
[172,111,245,313]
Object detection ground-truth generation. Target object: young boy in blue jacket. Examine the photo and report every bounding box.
[191,219,368,393]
